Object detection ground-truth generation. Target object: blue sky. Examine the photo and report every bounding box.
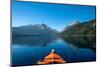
[12,0,96,31]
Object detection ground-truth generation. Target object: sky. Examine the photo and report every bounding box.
[12,0,96,31]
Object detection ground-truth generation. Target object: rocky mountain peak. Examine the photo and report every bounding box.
[70,20,79,26]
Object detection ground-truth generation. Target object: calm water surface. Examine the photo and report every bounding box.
[12,35,96,66]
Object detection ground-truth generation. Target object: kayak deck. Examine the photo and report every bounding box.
[37,49,66,64]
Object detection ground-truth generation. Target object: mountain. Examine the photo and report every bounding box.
[70,20,80,26]
[12,24,57,36]
[61,19,96,35]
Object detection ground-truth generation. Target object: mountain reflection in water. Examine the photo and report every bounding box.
[61,36,96,52]
[12,35,96,66]
[13,35,96,51]
[12,35,56,47]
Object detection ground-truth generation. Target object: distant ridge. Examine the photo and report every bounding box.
[61,19,96,35]
[70,20,80,26]
[12,23,57,36]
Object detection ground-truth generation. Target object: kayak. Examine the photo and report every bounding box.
[37,49,66,64]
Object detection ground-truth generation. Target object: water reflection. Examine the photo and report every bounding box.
[12,35,56,47]
[12,35,96,66]
[61,36,96,51]
[12,36,96,51]
[13,35,96,51]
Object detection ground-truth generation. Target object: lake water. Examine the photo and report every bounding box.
[12,35,96,66]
